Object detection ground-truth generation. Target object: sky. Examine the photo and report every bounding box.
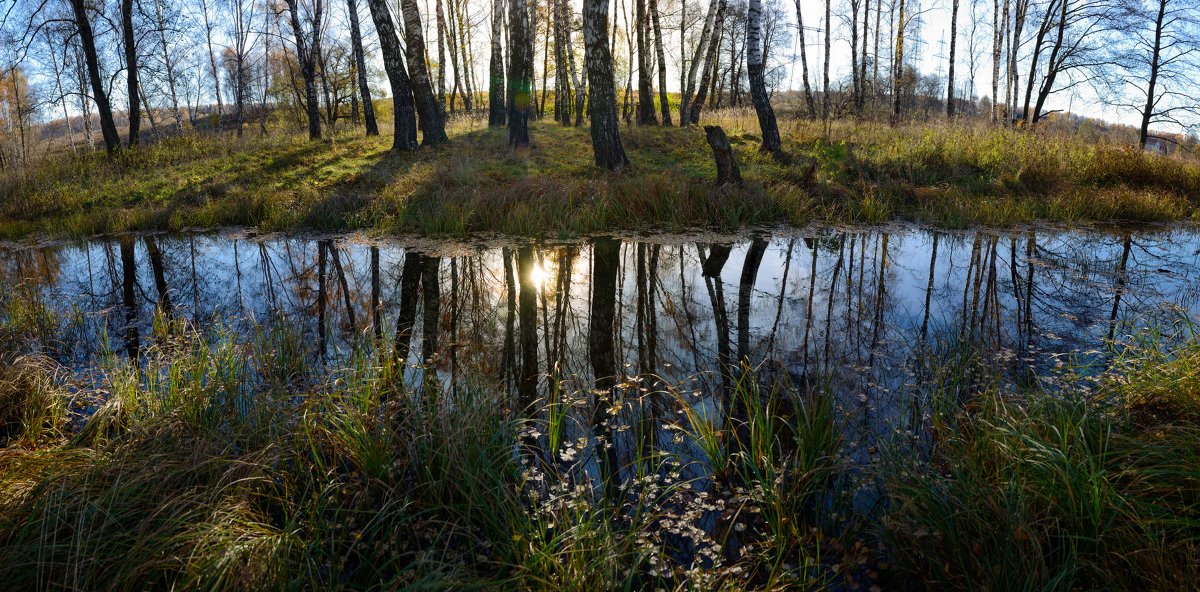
[9,0,1153,132]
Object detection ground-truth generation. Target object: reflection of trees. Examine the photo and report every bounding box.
[699,243,731,394]
[516,247,538,407]
[119,237,139,359]
[421,254,440,365]
[737,237,768,364]
[5,228,1199,422]
[392,250,423,375]
[587,237,620,497]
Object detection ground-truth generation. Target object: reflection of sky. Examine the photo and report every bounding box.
[4,226,1199,405]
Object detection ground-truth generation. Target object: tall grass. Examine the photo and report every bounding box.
[1,288,1199,589]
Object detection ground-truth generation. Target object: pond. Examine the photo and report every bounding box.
[3,224,1199,447]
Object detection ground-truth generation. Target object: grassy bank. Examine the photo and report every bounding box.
[2,111,1199,239]
[1,284,1198,589]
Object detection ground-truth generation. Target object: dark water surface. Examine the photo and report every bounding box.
[3,225,1199,428]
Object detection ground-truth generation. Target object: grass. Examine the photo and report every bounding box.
[2,280,1199,590]
[1,110,1198,239]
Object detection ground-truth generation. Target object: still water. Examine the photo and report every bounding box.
[3,224,1199,427]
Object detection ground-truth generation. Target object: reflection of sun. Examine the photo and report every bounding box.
[529,262,549,287]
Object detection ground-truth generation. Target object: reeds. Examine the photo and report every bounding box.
[1,288,1198,590]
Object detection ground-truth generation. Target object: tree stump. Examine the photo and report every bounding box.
[704,125,742,186]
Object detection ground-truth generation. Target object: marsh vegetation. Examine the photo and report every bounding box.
[1,228,1198,590]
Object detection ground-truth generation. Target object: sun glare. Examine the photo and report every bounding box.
[529,262,549,287]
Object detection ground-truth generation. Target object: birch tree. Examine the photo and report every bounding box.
[283,0,325,139]
[346,0,379,135]
[747,0,781,153]
[365,0,420,150]
[583,0,630,168]
[398,0,450,144]
[508,0,534,146]
[489,0,506,125]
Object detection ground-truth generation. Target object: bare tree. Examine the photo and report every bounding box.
[346,0,379,135]
[283,0,325,139]
[1107,0,1200,148]
[200,0,225,126]
[508,0,533,146]
[121,0,140,146]
[489,0,506,125]
[747,0,781,153]
[583,0,629,168]
[365,0,419,150]
[398,0,449,144]
[67,0,120,153]
[680,0,717,125]
[792,0,816,117]
[635,0,656,123]
[649,0,671,124]
[947,0,959,116]
[822,0,832,120]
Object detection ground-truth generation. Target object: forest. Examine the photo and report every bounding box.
[0,0,1199,590]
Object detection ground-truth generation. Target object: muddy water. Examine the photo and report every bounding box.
[2,225,1199,443]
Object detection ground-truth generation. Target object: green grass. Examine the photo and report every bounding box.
[2,111,1198,239]
[2,282,1199,590]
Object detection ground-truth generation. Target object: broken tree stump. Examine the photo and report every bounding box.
[704,125,742,186]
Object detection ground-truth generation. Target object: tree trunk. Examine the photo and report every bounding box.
[946,0,959,116]
[348,0,380,135]
[872,0,881,109]
[792,0,817,118]
[201,0,225,128]
[540,6,552,118]
[747,0,781,154]
[508,0,534,146]
[122,0,140,146]
[284,0,323,140]
[566,0,586,126]
[489,0,507,125]
[822,0,832,120]
[153,0,185,136]
[891,0,907,122]
[454,0,476,110]
[583,0,630,169]
[399,0,450,144]
[554,0,570,124]
[436,0,448,110]
[649,0,672,124]
[849,0,860,115]
[705,125,742,185]
[1139,0,1166,149]
[68,0,120,154]
[635,0,656,124]
[681,0,718,125]
[689,0,727,124]
[991,0,1006,122]
[859,0,869,111]
[1021,0,1056,123]
[1029,0,1066,125]
[365,0,420,150]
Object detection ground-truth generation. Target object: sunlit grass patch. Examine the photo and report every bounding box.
[1,113,1198,239]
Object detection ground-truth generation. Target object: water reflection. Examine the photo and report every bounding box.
[3,226,1198,420]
